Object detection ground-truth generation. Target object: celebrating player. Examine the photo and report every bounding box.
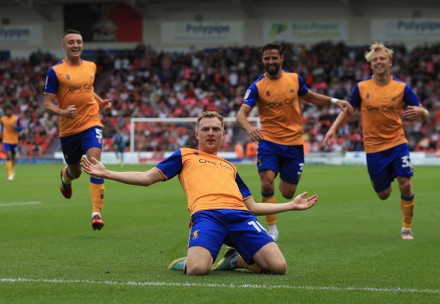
[236,43,352,241]
[81,111,319,275]
[43,29,111,230]
[324,42,429,240]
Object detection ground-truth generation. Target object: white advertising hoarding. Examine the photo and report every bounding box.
[371,19,440,41]
[0,25,43,46]
[161,21,243,44]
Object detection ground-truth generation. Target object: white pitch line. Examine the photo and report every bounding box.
[1,278,439,294]
[0,201,41,207]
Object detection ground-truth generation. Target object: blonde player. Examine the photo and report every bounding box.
[81,111,319,275]
[325,42,429,240]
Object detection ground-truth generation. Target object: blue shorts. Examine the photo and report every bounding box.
[60,126,103,164]
[188,209,274,265]
[257,140,304,185]
[115,144,124,153]
[366,143,414,193]
[3,143,17,155]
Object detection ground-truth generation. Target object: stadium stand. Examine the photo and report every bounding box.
[94,42,439,154]
[0,42,439,158]
[0,52,57,157]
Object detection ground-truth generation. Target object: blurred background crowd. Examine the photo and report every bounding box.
[1,41,439,158]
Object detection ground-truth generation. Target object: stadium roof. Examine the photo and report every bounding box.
[0,0,439,21]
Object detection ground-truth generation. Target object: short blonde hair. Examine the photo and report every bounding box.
[364,42,393,62]
[196,111,224,130]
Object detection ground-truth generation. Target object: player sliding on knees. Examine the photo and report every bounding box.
[81,111,319,275]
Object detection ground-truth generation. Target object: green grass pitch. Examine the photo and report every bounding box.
[1,164,439,303]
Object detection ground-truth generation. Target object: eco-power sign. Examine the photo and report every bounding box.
[263,21,348,42]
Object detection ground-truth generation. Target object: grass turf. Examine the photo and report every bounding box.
[1,164,439,303]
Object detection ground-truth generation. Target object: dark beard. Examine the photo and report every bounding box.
[265,65,279,76]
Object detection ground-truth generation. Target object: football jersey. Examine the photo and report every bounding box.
[243,71,309,145]
[44,59,102,137]
[350,76,421,153]
[0,115,20,144]
[155,148,252,215]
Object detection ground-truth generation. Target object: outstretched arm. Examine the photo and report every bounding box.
[81,156,165,186]
[244,192,319,216]
[301,90,353,114]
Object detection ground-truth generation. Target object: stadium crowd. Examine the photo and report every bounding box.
[0,51,58,158]
[1,42,439,157]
